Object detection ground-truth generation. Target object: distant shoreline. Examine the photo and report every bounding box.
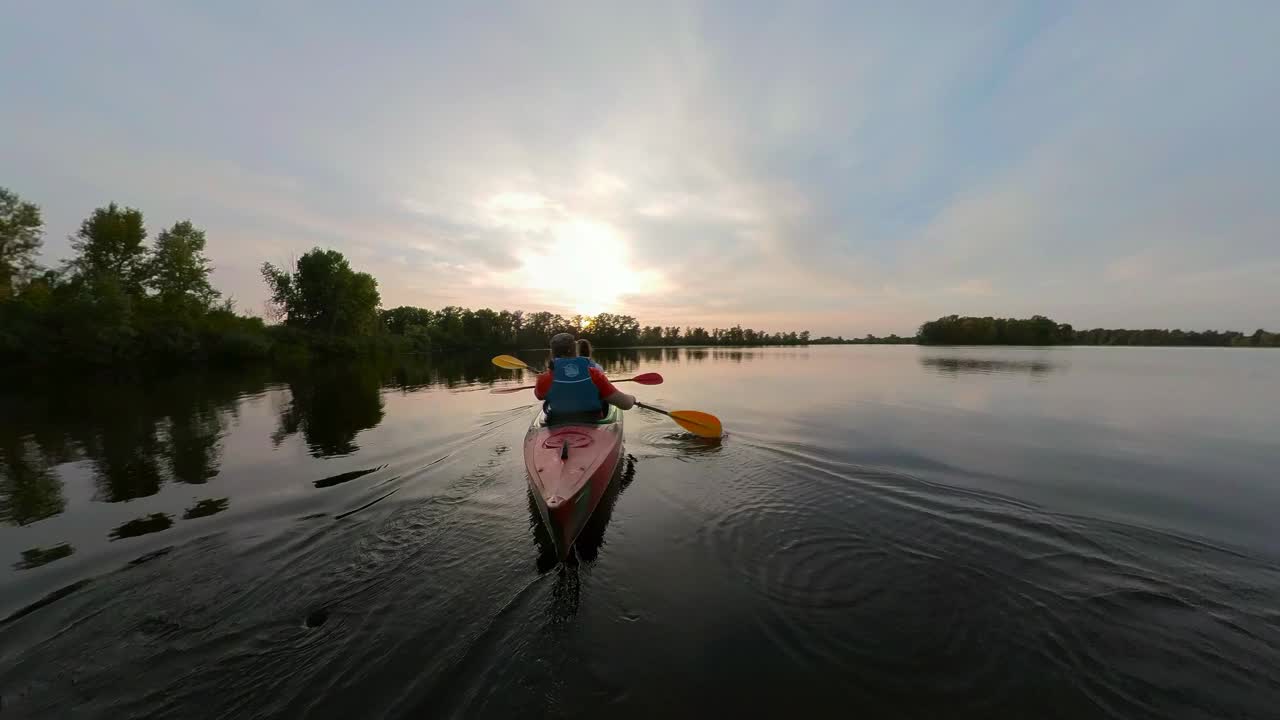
[915,315,1277,348]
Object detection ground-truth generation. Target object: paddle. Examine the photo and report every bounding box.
[492,355,722,437]
[636,402,723,439]
[489,372,665,394]
[492,354,542,371]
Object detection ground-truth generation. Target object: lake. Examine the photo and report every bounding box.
[2,345,1278,718]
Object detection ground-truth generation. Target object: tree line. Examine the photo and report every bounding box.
[918,315,1279,347]
[9,187,1266,366]
[1,188,275,367]
[380,305,821,351]
[0,187,832,369]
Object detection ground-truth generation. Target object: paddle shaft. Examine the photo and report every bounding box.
[635,402,709,427]
[635,401,672,417]
[493,355,721,436]
[492,375,656,394]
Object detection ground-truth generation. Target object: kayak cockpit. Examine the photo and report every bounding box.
[536,403,621,428]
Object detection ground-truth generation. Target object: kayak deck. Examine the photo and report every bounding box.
[524,405,624,559]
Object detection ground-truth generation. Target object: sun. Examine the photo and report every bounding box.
[575,300,607,316]
[515,218,660,315]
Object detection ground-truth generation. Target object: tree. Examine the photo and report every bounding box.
[464,308,501,346]
[0,188,43,299]
[147,220,219,310]
[261,248,381,336]
[66,203,149,295]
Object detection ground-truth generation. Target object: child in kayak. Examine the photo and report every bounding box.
[536,333,635,418]
[577,338,603,371]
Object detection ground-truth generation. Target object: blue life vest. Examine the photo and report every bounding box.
[546,357,600,414]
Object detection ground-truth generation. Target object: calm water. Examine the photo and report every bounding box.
[2,346,1279,718]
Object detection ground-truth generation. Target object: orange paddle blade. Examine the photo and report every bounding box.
[668,410,723,438]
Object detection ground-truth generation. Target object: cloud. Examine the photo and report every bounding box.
[1105,253,1155,283]
[2,1,1277,335]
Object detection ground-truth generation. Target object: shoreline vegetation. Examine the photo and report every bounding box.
[916,315,1279,348]
[1,188,1274,371]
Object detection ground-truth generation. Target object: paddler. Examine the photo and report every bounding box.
[535,332,635,419]
[577,338,603,371]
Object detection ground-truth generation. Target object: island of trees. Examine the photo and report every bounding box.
[917,315,1278,347]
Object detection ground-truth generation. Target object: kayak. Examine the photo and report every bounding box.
[523,404,624,561]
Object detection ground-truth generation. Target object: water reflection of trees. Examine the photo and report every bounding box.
[1,355,497,524]
[0,369,268,525]
[0,437,66,525]
[167,406,224,485]
[110,512,174,540]
[183,497,230,520]
[596,349,643,375]
[386,353,505,391]
[919,356,1061,377]
[2,351,658,529]
[14,543,74,570]
[88,411,165,502]
[273,364,385,458]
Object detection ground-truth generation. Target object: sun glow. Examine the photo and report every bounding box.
[513,218,661,315]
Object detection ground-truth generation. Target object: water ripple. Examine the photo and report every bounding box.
[690,436,1280,717]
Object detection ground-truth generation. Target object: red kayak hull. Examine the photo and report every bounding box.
[524,406,624,560]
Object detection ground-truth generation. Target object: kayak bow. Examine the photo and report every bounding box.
[523,405,624,561]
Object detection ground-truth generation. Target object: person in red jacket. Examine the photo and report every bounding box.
[535,333,635,417]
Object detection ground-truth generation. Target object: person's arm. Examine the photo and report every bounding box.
[533,371,552,400]
[590,368,635,409]
[604,390,636,410]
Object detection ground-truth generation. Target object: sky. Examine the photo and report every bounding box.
[2,1,1277,336]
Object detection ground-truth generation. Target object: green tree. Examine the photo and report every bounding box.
[66,203,149,295]
[262,248,381,336]
[0,187,44,299]
[147,220,219,311]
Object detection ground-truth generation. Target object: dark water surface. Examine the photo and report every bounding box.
[2,346,1279,718]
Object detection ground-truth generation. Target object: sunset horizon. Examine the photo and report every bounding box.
[4,3,1277,337]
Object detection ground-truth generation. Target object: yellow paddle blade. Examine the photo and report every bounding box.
[669,410,723,438]
[492,354,530,370]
